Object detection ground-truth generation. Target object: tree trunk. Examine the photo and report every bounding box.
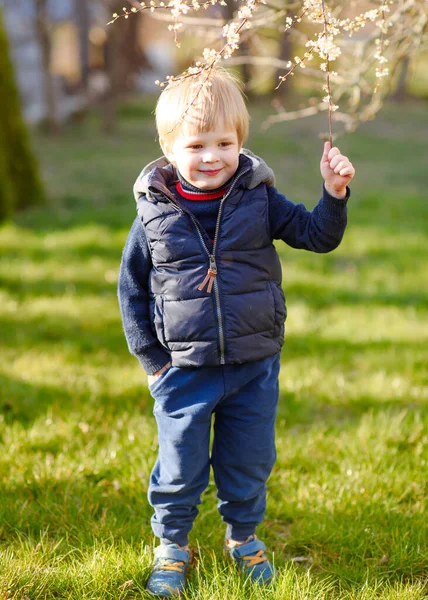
[117,7,149,91]
[0,134,14,220]
[35,0,59,134]
[75,0,90,93]
[392,57,411,102]
[0,8,45,218]
[274,28,294,101]
[223,1,252,92]
[101,0,150,133]
[102,19,119,134]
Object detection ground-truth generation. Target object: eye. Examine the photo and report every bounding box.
[188,144,202,150]
[219,142,232,147]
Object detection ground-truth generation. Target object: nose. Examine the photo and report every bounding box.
[201,149,218,163]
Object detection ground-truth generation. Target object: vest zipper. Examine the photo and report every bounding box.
[151,165,251,365]
[194,166,251,363]
[198,254,217,293]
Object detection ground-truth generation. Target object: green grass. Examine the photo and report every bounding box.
[0,98,427,599]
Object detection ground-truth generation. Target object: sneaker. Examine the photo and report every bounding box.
[146,543,190,597]
[224,535,276,584]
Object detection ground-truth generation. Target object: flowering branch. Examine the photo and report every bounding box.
[107,0,428,137]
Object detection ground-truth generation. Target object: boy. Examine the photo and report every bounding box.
[118,68,355,597]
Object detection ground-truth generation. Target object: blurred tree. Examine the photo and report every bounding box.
[0,8,45,221]
[35,0,59,134]
[392,57,411,101]
[274,28,294,101]
[223,0,252,94]
[116,5,149,90]
[76,0,90,93]
[0,140,14,221]
[102,10,119,132]
[102,0,150,132]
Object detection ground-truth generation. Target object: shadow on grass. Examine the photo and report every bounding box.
[0,273,117,299]
[275,388,425,431]
[0,242,124,265]
[0,374,73,425]
[263,490,428,587]
[285,281,428,309]
[281,334,423,360]
[13,197,136,234]
[0,476,153,547]
[0,371,153,427]
[0,312,127,358]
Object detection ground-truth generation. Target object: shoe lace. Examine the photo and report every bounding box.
[242,549,267,568]
[157,559,185,573]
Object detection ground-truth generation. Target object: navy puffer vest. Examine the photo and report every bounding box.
[137,162,287,367]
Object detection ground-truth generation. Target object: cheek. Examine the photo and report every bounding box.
[176,157,190,172]
[187,158,200,171]
[230,152,240,167]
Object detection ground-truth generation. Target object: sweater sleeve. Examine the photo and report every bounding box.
[268,183,349,253]
[118,216,171,375]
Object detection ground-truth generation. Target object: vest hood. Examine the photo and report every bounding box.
[133,149,275,204]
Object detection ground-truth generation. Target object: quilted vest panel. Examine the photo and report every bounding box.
[139,182,286,367]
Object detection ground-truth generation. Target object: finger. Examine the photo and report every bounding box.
[321,141,331,162]
[339,167,354,177]
[329,155,345,170]
[333,160,348,174]
[328,146,341,161]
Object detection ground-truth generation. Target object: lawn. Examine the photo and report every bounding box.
[0,98,427,599]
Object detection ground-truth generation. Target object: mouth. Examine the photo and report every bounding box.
[200,169,222,176]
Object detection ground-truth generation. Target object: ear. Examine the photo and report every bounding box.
[160,138,176,166]
[165,150,176,166]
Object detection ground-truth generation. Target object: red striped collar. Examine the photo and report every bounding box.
[176,181,227,201]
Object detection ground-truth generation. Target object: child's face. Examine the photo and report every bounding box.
[167,125,241,190]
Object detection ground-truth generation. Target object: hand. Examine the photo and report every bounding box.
[320,141,355,198]
[148,361,172,386]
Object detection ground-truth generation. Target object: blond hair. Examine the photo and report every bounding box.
[155,68,250,156]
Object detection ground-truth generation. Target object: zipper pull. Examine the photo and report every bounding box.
[198,255,217,293]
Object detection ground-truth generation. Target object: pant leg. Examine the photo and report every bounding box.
[211,353,281,541]
[148,364,224,547]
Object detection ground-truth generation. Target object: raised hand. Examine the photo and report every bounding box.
[320,141,355,199]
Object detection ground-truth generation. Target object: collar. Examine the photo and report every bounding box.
[175,181,227,201]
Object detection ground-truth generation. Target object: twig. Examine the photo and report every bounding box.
[107,0,216,25]
[262,104,354,134]
[321,0,333,145]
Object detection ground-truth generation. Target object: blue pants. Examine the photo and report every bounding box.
[148,353,281,547]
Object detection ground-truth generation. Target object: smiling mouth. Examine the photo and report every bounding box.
[200,169,222,176]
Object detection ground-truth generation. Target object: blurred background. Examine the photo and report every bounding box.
[1,0,428,217]
[1,0,428,135]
